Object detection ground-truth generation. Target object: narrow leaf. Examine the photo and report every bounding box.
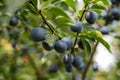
[46,6,70,19]
[37,0,41,10]
[90,1,107,10]
[65,0,76,11]
[95,0,110,5]
[80,30,111,52]
[82,39,91,54]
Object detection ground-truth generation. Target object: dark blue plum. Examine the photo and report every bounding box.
[65,64,73,72]
[22,45,29,52]
[72,76,81,80]
[111,8,120,20]
[111,0,118,5]
[54,40,68,53]
[103,11,113,23]
[42,42,53,51]
[85,11,98,24]
[63,53,74,64]
[30,27,46,42]
[61,37,72,50]
[9,16,18,26]
[48,64,58,73]
[92,63,99,71]
[70,20,83,33]
[73,56,83,68]
[78,62,85,71]
[11,41,17,48]
[111,0,117,4]
[100,26,110,35]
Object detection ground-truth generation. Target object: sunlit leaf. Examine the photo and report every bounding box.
[45,6,70,19]
[64,0,76,11]
[90,1,107,10]
[80,30,111,52]
[94,0,110,5]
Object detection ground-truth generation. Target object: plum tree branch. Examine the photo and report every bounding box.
[39,10,54,33]
[82,41,99,80]
[39,10,62,39]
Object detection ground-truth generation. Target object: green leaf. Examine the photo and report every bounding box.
[56,23,73,28]
[115,36,120,39]
[64,0,76,11]
[90,1,107,10]
[94,0,110,5]
[82,39,91,54]
[79,34,95,42]
[79,10,84,17]
[80,30,111,52]
[37,0,41,10]
[83,0,91,5]
[26,3,39,15]
[45,6,70,19]
[31,0,37,8]
[91,9,102,15]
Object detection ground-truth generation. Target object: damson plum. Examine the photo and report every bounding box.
[78,62,85,71]
[65,64,73,72]
[111,0,120,5]
[11,41,17,48]
[92,63,99,71]
[72,76,81,80]
[73,56,83,68]
[100,26,110,35]
[85,11,98,24]
[70,20,83,33]
[30,27,46,42]
[54,40,68,53]
[61,37,72,50]
[48,64,58,73]
[9,16,18,26]
[22,45,29,52]
[111,8,120,20]
[42,42,53,51]
[103,11,113,23]
[63,53,74,64]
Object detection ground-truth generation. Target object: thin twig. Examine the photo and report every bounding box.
[39,10,54,33]
[82,41,99,80]
[39,10,61,39]
[71,32,79,53]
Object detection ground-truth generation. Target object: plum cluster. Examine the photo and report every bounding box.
[8,7,101,80]
[63,54,99,73]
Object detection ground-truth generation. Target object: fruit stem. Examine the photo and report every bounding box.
[82,41,99,80]
[39,10,62,39]
[71,32,79,53]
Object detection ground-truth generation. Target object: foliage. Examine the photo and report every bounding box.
[0,0,120,80]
